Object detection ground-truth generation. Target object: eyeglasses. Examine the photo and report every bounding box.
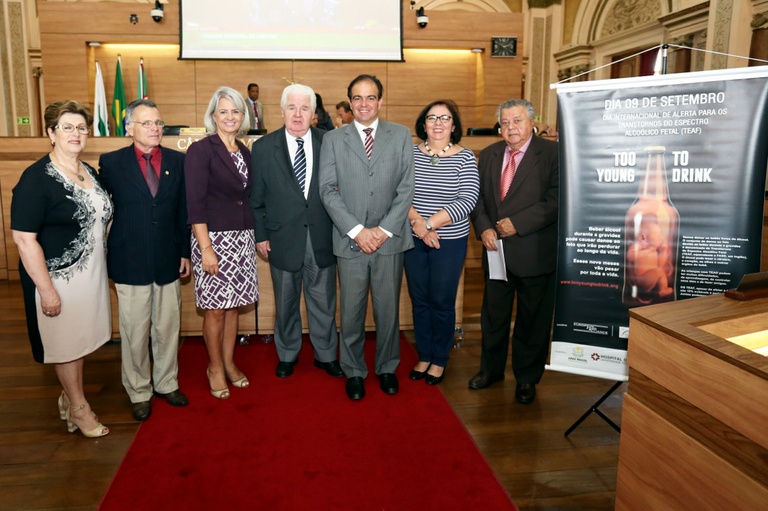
[132,120,166,128]
[426,115,452,124]
[55,123,90,134]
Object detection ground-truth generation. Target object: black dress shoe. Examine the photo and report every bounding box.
[378,373,399,395]
[515,383,536,404]
[131,401,152,421]
[468,371,505,390]
[276,360,297,378]
[154,389,189,407]
[346,376,365,400]
[314,359,345,378]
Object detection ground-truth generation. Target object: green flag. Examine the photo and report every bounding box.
[111,55,126,136]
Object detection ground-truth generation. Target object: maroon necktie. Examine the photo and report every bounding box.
[143,153,159,197]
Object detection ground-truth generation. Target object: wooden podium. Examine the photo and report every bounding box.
[616,293,768,510]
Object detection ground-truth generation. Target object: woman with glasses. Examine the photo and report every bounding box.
[405,100,480,385]
[185,86,257,400]
[11,100,112,437]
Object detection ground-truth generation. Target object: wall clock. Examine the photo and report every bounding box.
[491,36,517,58]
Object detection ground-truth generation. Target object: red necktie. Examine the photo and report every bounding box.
[500,148,520,200]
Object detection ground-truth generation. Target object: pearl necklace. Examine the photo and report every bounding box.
[424,141,453,165]
[51,154,85,182]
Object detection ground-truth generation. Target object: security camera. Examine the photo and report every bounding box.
[416,7,428,28]
[151,8,164,22]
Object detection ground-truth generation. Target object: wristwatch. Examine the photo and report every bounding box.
[425,219,433,231]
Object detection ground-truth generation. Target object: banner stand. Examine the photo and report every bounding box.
[548,47,768,439]
[564,380,623,437]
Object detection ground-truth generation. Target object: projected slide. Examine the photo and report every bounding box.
[180,0,403,61]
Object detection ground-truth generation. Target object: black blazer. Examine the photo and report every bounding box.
[471,135,559,277]
[98,144,190,286]
[250,126,335,271]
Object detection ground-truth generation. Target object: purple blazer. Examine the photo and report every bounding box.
[185,134,254,231]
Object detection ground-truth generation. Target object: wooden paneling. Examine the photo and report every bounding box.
[617,394,768,510]
[617,293,768,510]
[38,0,523,135]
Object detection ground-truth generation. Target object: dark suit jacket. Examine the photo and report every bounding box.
[98,144,190,285]
[185,134,254,231]
[250,127,335,272]
[471,135,559,277]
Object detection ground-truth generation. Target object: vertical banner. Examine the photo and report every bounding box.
[112,55,127,136]
[548,66,768,380]
[93,61,110,136]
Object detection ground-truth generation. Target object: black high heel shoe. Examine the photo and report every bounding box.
[409,364,430,381]
[425,366,445,386]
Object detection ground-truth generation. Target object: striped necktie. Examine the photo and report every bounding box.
[363,127,373,159]
[293,137,306,192]
[500,148,520,200]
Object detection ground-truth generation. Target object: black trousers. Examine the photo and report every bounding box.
[478,270,556,383]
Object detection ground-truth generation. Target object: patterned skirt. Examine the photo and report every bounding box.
[191,230,258,310]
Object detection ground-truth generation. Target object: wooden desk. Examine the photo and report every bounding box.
[0,137,464,336]
[616,294,768,510]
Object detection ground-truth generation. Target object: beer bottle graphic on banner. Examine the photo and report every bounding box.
[622,146,679,307]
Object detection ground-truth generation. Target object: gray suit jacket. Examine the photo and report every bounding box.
[319,120,415,258]
[247,99,265,131]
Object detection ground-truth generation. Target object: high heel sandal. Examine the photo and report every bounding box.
[207,369,230,400]
[227,372,250,388]
[66,403,109,438]
[57,391,69,421]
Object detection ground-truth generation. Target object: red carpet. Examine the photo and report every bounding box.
[99,334,517,511]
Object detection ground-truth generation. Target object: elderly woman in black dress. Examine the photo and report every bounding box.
[11,100,112,437]
[185,86,258,399]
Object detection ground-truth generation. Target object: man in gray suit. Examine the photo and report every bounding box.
[251,83,342,379]
[319,74,414,400]
[246,82,265,132]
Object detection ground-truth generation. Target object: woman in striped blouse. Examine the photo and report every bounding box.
[406,100,480,385]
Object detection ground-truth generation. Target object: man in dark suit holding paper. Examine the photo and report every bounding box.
[319,74,414,401]
[98,99,190,421]
[251,83,342,379]
[468,98,559,404]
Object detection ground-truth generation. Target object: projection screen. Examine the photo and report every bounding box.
[180,0,404,61]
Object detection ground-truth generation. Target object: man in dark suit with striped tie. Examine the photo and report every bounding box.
[98,99,190,421]
[251,84,342,379]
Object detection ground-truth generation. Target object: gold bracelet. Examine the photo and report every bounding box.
[201,245,212,253]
